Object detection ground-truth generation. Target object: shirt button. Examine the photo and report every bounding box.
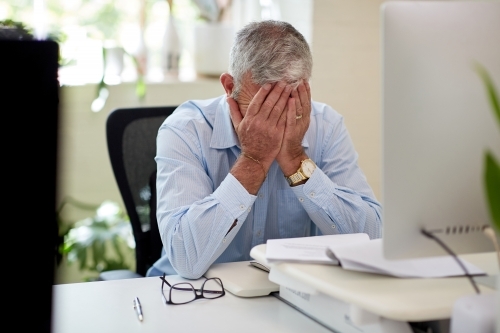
[239,204,245,210]
[223,238,227,243]
[331,225,336,229]
[310,192,315,197]
[257,230,261,236]
[247,207,251,212]
[299,197,304,202]
[259,194,264,198]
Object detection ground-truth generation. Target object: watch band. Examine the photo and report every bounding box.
[286,171,306,185]
[285,158,316,186]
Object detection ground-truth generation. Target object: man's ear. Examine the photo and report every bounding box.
[220,73,234,97]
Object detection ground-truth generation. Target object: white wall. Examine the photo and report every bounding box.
[58,80,224,210]
[311,0,386,201]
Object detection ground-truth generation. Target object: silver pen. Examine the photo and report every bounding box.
[133,297,143,322]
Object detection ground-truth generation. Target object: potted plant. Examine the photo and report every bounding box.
[450,62,500,332]
[57,197,135,281]
[192,0,234,77]
[474,65,500,283]
[474,63,500,239]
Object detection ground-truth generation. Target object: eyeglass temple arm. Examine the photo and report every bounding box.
[159,275,173,287]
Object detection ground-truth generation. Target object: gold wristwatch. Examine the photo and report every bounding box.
[285,159,316,186]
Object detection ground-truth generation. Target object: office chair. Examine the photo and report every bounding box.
[99,106,177,280]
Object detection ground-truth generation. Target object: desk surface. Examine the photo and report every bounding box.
[51,275,333,333]
[250,244,498,322]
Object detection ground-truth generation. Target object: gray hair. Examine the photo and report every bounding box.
[229,20,312,99]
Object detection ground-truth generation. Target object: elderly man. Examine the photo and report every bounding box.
[147,20,382,279]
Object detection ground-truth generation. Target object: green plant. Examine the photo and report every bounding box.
[0,19,67,64]
[191,0,232,22]
[90,49,146,112]
[0,19,33,39]
[475,63,500,233]
[57,197,135,279]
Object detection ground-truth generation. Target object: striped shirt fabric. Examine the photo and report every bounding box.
[151,96,382,279]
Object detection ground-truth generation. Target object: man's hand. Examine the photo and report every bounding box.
[276,80,312,176]
[227,81,292,171]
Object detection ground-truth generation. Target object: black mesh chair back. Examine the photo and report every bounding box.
[106,106,177,277]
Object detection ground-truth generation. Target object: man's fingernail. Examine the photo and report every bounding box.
[278,81,287,88]
[263,83,271,90]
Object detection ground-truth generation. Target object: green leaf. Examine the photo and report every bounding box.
[77,247,88,271]
[136,76,146,100]
[111,237,125,264]
[484,151,500,232]
[92,240,106,268]
[474,63,500,129]
[102,259,128,271]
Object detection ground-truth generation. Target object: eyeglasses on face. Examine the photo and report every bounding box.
[159,273,225,305]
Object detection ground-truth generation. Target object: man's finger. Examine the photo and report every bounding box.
[287,97,296,127]
[305,80,312,102]
[245,83,272,117]
[297,81,310,113]
[248,81,288,119]
[292,89,301,116]
[278,101,287,131]
[227,97,243,129]
[268,84,292,123]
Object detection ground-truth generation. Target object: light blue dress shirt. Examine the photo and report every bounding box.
[151,95,382,279]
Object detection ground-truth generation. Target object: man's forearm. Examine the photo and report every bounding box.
[277,150,309,180]
[160,173,256,279]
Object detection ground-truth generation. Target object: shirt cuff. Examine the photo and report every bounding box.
[290,167,344,227]
[212,173,257,220]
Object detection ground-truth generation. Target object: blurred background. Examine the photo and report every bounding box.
[2,0,384,284]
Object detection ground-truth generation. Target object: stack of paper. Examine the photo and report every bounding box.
[265,234,486,278]
[325,238,485,278]
[265,233,370,264]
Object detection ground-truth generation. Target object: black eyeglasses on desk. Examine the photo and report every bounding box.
[160,273,225,305]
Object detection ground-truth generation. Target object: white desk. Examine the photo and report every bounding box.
[250,244,498,322]
[51,275,334,333]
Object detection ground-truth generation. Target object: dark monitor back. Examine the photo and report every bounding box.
[0,39,60,332]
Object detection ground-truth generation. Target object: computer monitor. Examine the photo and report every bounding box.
[1,39,60,332]
[381,1,500,260]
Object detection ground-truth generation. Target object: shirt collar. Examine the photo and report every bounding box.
[210,96,310,149]
[210,97,240,149]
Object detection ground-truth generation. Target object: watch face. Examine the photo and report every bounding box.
[301,159,316,177]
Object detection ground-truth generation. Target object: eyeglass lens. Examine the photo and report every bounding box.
[170,283,197,304]
[202,278,224,299]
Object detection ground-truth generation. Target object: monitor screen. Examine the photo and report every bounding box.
[381,1,500,260]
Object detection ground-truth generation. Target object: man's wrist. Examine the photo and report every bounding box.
[230,154,269,195]
[283,155,317,187]
[279,151,308,177]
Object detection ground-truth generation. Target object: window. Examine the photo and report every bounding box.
[2,0,312,86]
